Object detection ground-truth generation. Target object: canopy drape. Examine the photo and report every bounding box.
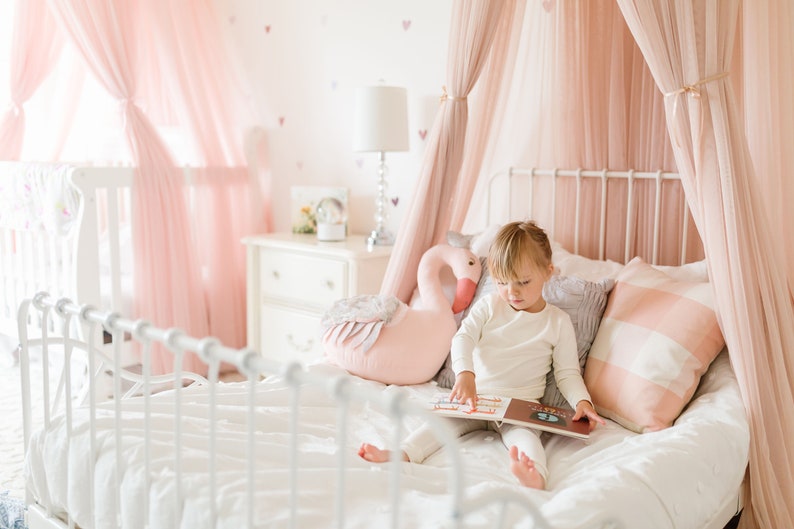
[448,0,525,232]
[463,1,695,264]
[4,0,266,374]
[617,1,794,527]
[739,2,794,289]
[392,1,793,527]
[0,0,63,159]
[139,0,268,354]
[379,0,508,302]
[47,0,210,374]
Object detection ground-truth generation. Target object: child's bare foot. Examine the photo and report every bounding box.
[357,443,409,463]
[509,445,545,489]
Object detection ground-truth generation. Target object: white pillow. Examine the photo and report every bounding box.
[654,260,708,282]
[553,242,709,283]
[469,224,502,257]
[552,243,624,281]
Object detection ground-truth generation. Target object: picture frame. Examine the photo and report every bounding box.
[290,185,348,235]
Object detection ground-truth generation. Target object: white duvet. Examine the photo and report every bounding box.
[25,351,748,529]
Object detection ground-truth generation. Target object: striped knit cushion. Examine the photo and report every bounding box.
[584,257,724,433]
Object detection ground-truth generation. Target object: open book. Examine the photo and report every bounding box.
[423,393,590,439]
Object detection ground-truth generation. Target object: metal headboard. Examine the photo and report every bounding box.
[485,167,696,266]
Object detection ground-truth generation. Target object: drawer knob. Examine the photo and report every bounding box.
[272,270,281,280]
[287,334,314,353]
[323,279,335,290]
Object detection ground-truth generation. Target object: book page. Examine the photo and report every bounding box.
[424,393,589,439]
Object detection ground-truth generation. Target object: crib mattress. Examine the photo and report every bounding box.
[25,351,748,529]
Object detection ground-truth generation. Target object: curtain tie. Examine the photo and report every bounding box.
[9,101,23,117]
[440,85,466,103]
[663,72,729,147]
[118,98,138,130]
[664,71,729,100]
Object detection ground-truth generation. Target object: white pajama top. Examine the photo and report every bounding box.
[450,293,591,408]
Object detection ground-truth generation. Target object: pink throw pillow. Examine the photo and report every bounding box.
[584,257,724,433]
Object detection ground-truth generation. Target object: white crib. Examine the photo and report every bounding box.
[0,163,134,349]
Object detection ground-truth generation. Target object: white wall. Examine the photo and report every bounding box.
[216,0,453,236]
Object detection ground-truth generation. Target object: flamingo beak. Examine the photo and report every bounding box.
[452,278,478,314]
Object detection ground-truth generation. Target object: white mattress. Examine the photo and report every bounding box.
[25,351,748,529]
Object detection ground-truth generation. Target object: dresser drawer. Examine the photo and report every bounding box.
[259,248,347,309]
[245,233,391,362]
[259,304,324,362]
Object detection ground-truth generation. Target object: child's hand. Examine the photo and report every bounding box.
[573,400,606,432]
[449,371,477,408]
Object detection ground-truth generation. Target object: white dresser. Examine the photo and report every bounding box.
[244,233,392,362]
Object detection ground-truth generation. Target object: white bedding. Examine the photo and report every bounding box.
[25,351,748,529]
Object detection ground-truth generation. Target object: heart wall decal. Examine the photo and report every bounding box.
[402,20,411,31]
[418,129,427,140]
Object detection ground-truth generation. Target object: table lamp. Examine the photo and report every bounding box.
[352,85,409,246]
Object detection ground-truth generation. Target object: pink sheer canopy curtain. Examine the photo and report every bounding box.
[47,0,209,375]
[138,0,269,354]
[617,2,794,529]
[0,0,63,160]
[739,3,794,289]
[448,0,525,232]
[380,0,509,302]
[463,1,699,265]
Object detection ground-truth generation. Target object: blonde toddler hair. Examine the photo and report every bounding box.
[488,221,552,281]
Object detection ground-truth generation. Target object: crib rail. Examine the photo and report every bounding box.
[2,163,197,367]
[0,226,74,337]
[0,163,81,339]
[0,163,135,361]
[68,166,134,324]
[19,292,554,529]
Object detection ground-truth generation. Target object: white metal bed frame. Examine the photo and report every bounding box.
[19,292,551,529]
[485,167,694,266]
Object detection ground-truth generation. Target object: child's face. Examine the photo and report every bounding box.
[494,261,553,313]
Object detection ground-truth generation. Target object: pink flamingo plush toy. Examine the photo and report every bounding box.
[321,242,482,385]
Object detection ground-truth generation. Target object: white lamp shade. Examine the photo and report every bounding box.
[352,85,409,152]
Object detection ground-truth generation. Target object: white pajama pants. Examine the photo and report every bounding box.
[401,418,548,482]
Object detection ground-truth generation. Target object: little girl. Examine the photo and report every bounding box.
[359,221,604,489]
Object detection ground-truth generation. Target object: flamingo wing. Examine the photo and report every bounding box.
[321,295,404,353]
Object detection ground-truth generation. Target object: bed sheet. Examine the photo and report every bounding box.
[25,351,747,529]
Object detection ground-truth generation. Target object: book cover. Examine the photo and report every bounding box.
[424,393,590,439]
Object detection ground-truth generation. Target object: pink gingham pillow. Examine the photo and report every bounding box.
[584,257,724,433]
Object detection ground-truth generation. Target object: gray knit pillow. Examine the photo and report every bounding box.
[540,274,615,409]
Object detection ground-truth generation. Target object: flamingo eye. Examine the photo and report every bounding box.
[468,258,475,266]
